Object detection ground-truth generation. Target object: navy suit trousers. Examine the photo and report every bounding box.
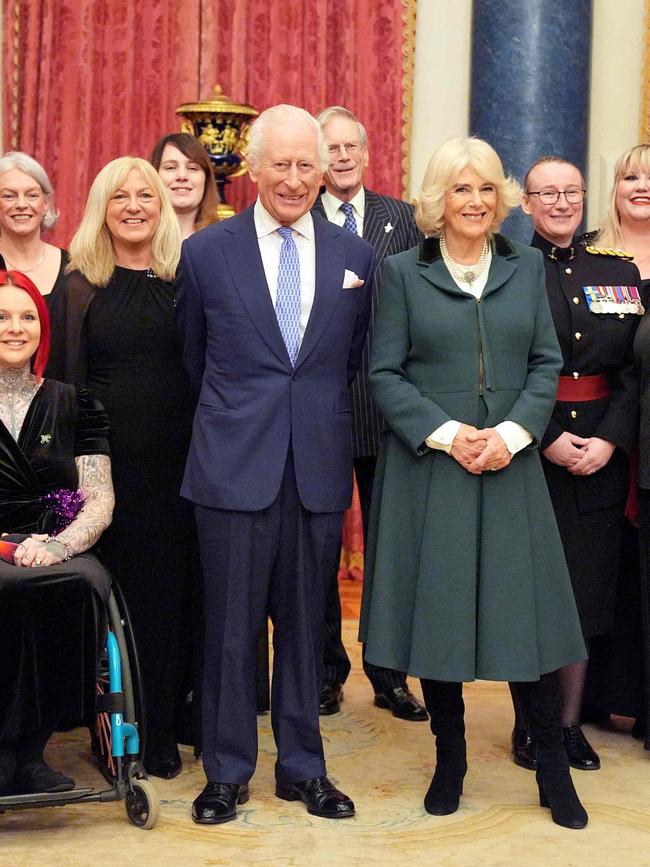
[197,450,344,784]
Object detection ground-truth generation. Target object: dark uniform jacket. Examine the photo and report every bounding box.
[533,231,641,514]
[312,189,422,457]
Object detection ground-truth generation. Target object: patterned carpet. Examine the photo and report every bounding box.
[2,620,650,866]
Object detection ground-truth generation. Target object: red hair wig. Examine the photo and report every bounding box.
[0,270,51,379]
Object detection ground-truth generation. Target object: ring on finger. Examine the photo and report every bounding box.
[34,557,43,566]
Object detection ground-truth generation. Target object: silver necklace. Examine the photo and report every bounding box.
[439,233,490,285]
[0,243,46,273]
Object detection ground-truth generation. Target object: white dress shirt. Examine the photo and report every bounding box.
[320,188,365,238]
[426,251,533,456]
[254,199,316,342]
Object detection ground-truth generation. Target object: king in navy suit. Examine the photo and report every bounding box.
[177,105,373,824]
[311,106,426,722]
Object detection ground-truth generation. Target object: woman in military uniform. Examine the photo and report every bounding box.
[511,157,642,772]
[600,144,650,752]
[360,138,588,829]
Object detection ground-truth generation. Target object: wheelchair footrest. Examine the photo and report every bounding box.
[0,787,95,808]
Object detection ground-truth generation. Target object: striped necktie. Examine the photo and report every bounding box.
[275,226,301,364]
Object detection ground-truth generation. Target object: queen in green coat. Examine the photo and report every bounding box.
[359,136,588,829]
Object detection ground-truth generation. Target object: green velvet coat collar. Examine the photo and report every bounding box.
[417,233,518,265]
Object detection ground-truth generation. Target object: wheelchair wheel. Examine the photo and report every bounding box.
[125,778,159,830]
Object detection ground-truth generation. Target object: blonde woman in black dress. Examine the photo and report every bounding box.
[48,157,198,779]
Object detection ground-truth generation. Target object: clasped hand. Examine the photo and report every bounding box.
[449,424,512,474]
[13,533,66,568]
[543,432,615,476]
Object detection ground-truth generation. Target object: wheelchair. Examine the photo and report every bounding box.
[0,579,159,830]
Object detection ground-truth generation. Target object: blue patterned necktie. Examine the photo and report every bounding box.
[340,202,358,234]
[275,226,301,365]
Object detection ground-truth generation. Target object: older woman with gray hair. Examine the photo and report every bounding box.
[360,136,588,828]
[0,152,65,298]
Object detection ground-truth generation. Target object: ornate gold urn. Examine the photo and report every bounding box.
[177,84,259,221]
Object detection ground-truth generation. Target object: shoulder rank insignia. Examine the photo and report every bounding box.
[584,245,634,261]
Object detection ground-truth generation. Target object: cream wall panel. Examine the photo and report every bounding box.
[588,0,646,229]
[410,0,472,199]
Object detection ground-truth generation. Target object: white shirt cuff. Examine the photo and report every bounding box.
[495,421,533,455]
[425,420,532,456]
[426,420,461,454]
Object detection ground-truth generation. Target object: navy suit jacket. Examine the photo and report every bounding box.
[177,206,374,514]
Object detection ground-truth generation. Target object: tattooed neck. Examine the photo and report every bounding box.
[0,364,35,387]
[0,364,41,440]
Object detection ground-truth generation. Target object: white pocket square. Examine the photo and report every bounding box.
[343,269,364,288]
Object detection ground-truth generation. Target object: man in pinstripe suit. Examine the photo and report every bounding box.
[312,106,427,721]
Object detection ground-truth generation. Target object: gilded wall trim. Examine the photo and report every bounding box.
[401,0,417,199]
[639,0,650,142]
[9,0,21,148]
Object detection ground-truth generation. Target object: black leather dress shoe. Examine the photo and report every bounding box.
[512,727,537,770]
[374,686,428,721]
[13,761,75,794]
[192,782,249,824]
[564,725,600,770]
[275,776,355,818]
[319,683,343,716]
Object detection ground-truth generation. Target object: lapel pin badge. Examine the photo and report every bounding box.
[40,433,52,444]
[384,222,394,233]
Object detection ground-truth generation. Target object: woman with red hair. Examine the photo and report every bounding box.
[0,270,114,797]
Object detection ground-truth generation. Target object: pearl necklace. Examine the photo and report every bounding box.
[439,233,490,286]
[0,243,46,273]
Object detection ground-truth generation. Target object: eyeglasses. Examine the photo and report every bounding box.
[327,142,363,156]
[526,189,586,205]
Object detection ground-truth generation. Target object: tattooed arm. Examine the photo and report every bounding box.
[15,454,114,567]
[57,454,115,553]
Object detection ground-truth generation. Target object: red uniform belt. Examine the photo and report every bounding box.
[556,373,611,402]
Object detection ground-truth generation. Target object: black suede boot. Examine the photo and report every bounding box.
[516,672,588,830]
[420,679,466,815]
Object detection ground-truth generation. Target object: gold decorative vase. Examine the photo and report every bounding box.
[177,84,259,221]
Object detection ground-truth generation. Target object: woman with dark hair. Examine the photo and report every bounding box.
[506,157,642,773]
[0,269,114,796]
[150,133,218,239]
[0,152,67,298]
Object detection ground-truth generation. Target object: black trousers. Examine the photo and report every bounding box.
[198,451,344,784]
[321,455,407,693]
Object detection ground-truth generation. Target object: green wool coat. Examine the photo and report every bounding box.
[359,234,587,682]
